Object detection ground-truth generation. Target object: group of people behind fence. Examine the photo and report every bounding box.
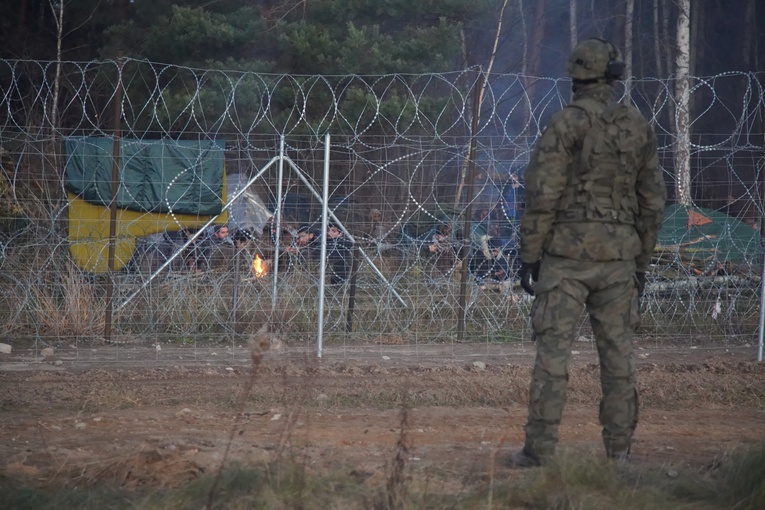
[132,224,233,273]
[132,201,524,286]
[132,219,355,284]
[255,220,352,285]
[281,222,354,285]
[415,208,522,284]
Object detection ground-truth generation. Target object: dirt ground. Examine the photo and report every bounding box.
[1,342,764,495]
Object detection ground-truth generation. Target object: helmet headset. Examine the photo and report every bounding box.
[567,37,625,81]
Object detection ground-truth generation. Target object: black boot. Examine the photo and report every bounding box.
[505,447,542,468]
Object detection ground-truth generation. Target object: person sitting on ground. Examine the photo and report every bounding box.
[287,223,354,285]
[290,225,322,256]
[469,237,512,284]
[423,222,461,275]
[194,224,231,270]
[369,208,385,241]
[326,222,354,285]
[427,223,456,255]
[180,227,203,271]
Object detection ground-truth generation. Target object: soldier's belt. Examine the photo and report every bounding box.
[554,208,634,225]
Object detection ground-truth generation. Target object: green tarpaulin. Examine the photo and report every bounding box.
[657,204,762,266]
[64,137,225,216]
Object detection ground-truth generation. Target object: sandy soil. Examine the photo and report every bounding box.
[1,343,764,493]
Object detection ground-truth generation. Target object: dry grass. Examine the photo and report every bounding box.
[490,442,765,510]
[30,263,105,337]
[3,443,764,510]
[3,231,760,346]
[698,442,765,509]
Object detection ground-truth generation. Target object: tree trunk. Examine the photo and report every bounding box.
[653,0,663,78]
[454,0,509,210]
[527,0,545,80]
[49,0,63,132]
[16,0,28,53]
[689,0,700,77]
[742,0,754,69]
[520,0,545,137]
[568,0,577,101]
[662,0,672,80]
[459,27,467,68]
[662,0,676,139]
[674,0,692,206]
[689,0,704,117]
[519,0,528,77]
[623,0,634,103]
[569,0,577,53]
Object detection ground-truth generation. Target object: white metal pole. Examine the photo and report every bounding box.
[317,133,331,358]
[272,136,286,311]
[283,158,406,306]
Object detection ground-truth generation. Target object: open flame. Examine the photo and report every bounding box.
[252,254,268,278]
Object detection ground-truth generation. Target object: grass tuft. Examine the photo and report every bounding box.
[2,446,764,510]
[485,449,697,510]
[698,441,765,510]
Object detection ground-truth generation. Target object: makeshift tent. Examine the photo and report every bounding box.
[227,173,273,236]
[65,138,228,273]
[655,204,762,273]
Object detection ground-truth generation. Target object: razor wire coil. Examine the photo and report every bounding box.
[0,58,763,354]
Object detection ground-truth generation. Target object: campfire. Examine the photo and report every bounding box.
[252,254,268,278]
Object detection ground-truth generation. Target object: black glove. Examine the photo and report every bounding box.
[635,272,646,297]
[519,261,540,296]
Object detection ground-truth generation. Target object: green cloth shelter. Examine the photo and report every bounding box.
[64,137,225,216]
[656,204,762,267]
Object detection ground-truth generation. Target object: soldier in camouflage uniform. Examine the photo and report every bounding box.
[507,38,666,467]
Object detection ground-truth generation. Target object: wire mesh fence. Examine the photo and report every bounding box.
[0,59,763,361]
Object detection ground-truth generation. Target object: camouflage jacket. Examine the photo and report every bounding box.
[520,83,666,272]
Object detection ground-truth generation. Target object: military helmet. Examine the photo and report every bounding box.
[566,38,625,81]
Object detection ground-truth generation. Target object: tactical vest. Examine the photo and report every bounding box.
[555,98,641,226]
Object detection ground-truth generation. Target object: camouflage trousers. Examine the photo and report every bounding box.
[523,255,640,458]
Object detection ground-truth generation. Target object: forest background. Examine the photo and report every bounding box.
[0,0,763,215]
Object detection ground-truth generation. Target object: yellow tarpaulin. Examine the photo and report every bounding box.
[67,179,228,273]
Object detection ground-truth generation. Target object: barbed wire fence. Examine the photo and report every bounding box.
[0,59,763,362]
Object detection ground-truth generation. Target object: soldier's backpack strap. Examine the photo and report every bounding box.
[581,101,622,167]
[559,98,637,225]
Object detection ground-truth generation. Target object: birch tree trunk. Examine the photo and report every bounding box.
[624,0,634,102]
[674,0,692,206]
